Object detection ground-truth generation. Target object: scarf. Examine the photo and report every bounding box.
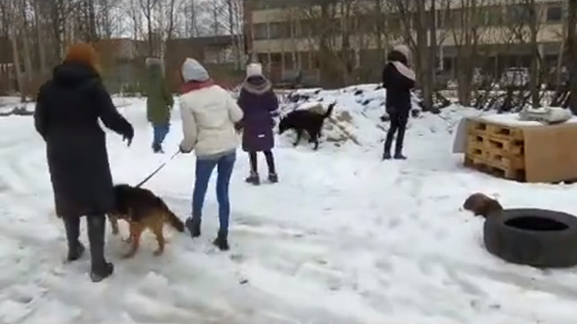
[180,79,215,95]
[392,61,416,81]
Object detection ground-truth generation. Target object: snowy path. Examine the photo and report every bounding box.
[1,99,577,324]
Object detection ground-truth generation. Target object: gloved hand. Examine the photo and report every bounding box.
[179,144,191,154]
[123,125,134,147]
[234,122,243,132]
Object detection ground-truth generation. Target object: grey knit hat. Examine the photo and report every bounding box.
[181,58,209,82]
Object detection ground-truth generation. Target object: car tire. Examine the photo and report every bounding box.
[483,208,577,268]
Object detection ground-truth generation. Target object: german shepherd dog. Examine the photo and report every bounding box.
[279,102,336,150]
[108,184,185,258]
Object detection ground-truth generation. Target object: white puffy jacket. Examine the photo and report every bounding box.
[179,85,244,158]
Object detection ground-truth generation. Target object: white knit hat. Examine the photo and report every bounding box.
[246,63,263,77]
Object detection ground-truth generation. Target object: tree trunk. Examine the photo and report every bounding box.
[375,0,383,66]
[227,0,241,69]
[428,0,437,107]
[416,0,433,110]
[10,24,25,102]
[51,0,63,62]
[341,2,351,86]
[555,17,567,92]
[145,0,154,56]
[318,1,333,87]
[528,0,540,108]
[20,1,34,96]
[568,0,577,113]
[34,0,47,73]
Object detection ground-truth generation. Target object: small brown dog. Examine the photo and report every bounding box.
[109,184,185,258]
[463,193,503,218]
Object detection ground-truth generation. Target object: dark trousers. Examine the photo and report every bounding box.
[249,151,276,175]
[384,111,408,154]
[152,123,170,147]
[63,214,107,271]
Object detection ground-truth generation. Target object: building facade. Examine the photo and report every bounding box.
[245,0,566,86]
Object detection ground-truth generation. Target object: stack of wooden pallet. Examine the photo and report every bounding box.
[464,119,526,181]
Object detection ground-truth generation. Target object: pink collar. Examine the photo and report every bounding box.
[180,79,215,94]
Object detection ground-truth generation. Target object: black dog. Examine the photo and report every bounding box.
[279,103,335,150]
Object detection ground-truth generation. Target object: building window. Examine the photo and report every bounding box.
[299,19,318,38]
[300,52,311,69]
[269,22,290,39]
[485,7,504,26]
[507,5,531,23]
[283,53,295,70]
[270,53,282,64]
[254,23,267,40]
[257,54,269,65]
[547,6,563,22]
[387,14,401,32]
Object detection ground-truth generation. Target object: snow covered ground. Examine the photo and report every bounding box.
[1,88,577,324]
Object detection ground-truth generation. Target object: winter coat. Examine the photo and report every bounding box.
[145,58,174,125]
[34,62,134,218]
[237,76,279,152]
[179,81,244,158]
[382,50,416,117]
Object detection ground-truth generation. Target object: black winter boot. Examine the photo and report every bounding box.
[382,151,392,160]
[152,143,164,154]
[268,173,279,183]
[185,217,201,238]
[87,215,114,283]
[213,231,229,251]
[63,217,85,262]
[394,152,407,160]
[245,172,260,185]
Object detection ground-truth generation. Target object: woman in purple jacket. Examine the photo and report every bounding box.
[237,63,280,185]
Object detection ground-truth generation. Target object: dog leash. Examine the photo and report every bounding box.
[135,150,180,188]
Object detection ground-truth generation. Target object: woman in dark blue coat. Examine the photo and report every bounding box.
[34,43,134,282]
[237,63,279,185]
[382,45,416,160]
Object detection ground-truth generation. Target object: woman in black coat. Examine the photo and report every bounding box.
[382,45,416,160]
[34,44,134,282]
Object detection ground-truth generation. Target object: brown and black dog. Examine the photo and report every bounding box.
[108,184,185,258]
[463,193,503,218]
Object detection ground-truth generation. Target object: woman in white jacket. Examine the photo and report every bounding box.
[178,58,243,251]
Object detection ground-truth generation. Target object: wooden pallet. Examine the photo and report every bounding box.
[465,119,526,181]
[468,119,525,140]
[465,154,526,181]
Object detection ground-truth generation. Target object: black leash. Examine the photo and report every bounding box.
[135,150,180,188]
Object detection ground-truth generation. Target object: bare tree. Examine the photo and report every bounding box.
[6,0,25,102]
[444,0,485,106]
[568,0,577,113]
[140,0,160,56]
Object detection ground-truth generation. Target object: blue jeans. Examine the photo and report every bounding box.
[152,123,170,147]
[192,152,236,235]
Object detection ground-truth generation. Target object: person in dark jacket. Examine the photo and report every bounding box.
[34,43,134,282]
[237,63,280,185]
[382,45,416,160]
[145,58,174,153]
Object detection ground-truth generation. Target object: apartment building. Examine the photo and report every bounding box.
[245,0,566,85]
